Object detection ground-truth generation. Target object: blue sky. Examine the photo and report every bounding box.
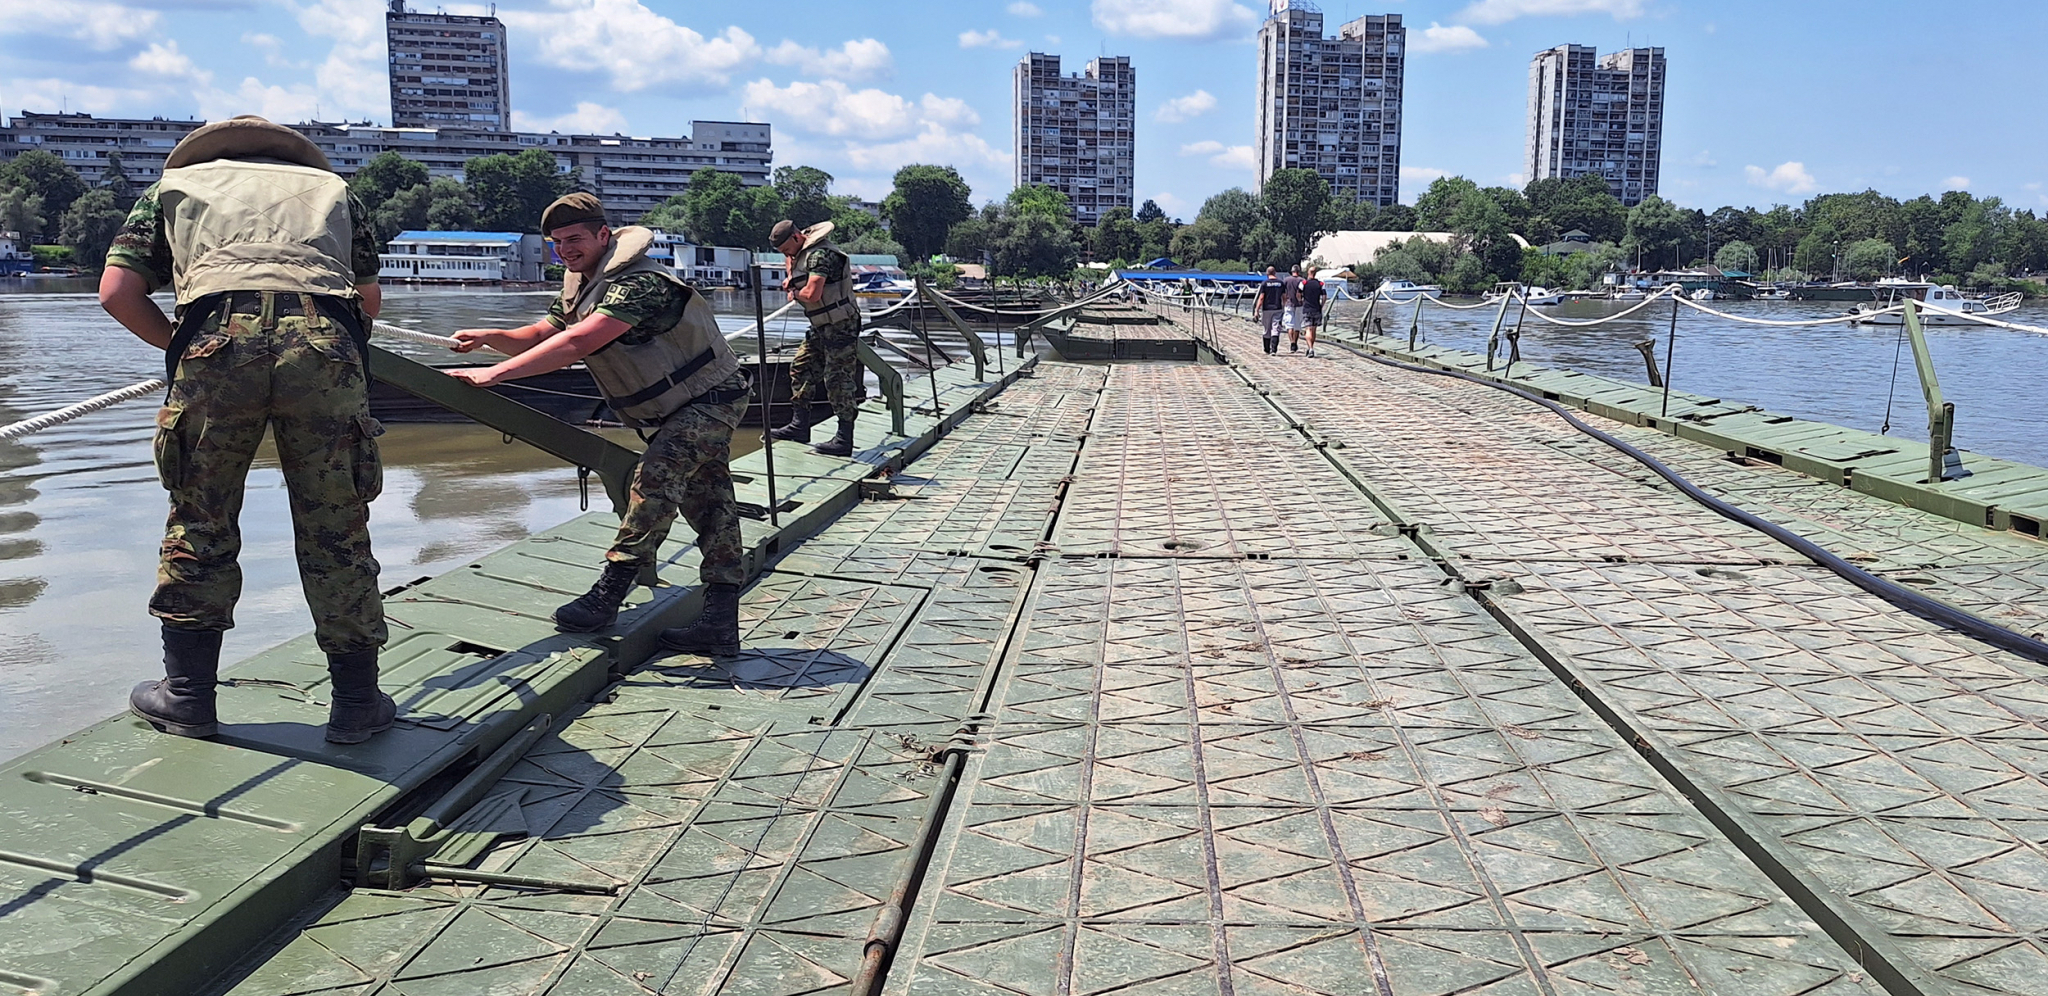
[4,0,2042,219]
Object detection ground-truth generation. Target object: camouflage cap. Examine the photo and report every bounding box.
[165,115,331,172]
[769,219,834,248]
[541,192,607,234]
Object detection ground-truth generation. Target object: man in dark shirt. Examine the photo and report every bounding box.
[1281,264,1305,351]
[1298,265,1327,357]
[1255,266,1287,354]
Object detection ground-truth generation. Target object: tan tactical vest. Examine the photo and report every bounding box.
[562,226,743,428]
[157,159,357,306]
[796,243,861,329]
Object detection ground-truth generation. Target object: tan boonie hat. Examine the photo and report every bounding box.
[769,219,834,247]
[541,192,607,234]
[165,115,331,171]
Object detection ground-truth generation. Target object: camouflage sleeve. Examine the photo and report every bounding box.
[804,246,848,283]
[545,296,570,330]
[593,272,687,333]
[103,183,172,291]
[348,191,381,282]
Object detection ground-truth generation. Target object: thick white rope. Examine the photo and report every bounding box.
[1510,285,1684,327]
[1671,294,1909,327]
[371,320,463,349]
[1,378,168,441]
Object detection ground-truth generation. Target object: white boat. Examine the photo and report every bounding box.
[1609,287,1646,301]
[1374,279,1443,303]
[1846,285,2023,326]
[1523,286,1565,306]
[1690,287,1716,301]
[1754,286,1791,300]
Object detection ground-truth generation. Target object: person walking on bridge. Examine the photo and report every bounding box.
[766,219,864,456]
[1256,266,1287,354]
[1282,264,1305,352]
[446,193,751,656]
[1298,265,1327,358]
[97,115,395,743]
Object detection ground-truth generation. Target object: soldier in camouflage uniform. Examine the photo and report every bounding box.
[766,219,864,457]
[97,116,396,744]
[449,193,750,655]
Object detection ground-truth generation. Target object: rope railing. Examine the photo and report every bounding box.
[0,378,168,441]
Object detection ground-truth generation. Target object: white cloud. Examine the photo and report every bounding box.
[765,38,893,82]
[130,41,211,84]
[1506,172,1528,187]
[741,79,981,142]
[502,0,759,90]
[1409,23,1488,54]
[241,32,299,69]
[293,0,390,120]
[1944,175,1971,190]
[1745,161,1818,195]
[1155,89,1217,123]
[1456,0,1644,24]
[1689,149,1717,168]
[1180,140,1254,170]
[1093,0,1257,41]
[0,0,160,50]
[1008,1,1043,14]
[196,76,323,126]
[512,101,629,135]
[1401,166,1451,184]
[0,76,149,116]
[1149,191,1188,216]
[959,28,1022,49]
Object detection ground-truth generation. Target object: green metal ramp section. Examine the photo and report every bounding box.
[204,364,1107,995]
[0,354,1026,996]
[884,363,1885,996]
[1184,308,2048,995]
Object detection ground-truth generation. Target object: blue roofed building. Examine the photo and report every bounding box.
[379,231,548,283]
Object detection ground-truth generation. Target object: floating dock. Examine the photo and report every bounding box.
[6,302,2048,996]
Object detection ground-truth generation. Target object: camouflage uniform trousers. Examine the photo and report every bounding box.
[605,372,750,586]
[787,318,864,420]
[150,292,386,655]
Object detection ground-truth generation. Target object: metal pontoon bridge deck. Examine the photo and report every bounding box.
[6,296,2048,996]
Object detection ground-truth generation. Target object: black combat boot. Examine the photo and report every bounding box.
[813,417,857,457]
[326,649,397,745]
[131,625,223,738]
[768,411,812,443]
[659,583,741,656]
[554,560,641,632]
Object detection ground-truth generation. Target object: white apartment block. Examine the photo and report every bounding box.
[386,0,512,132]
[1255,2,1404,206]
[1526,45,1666,206]
[1013,53,1136,226]
[0,113,772,224]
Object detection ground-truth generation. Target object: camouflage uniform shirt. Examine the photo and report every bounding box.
[545,271,688,346]
[105,182,382,292]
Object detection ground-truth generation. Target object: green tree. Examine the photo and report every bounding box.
[0,184,47,241]
[1184,188,1259,261]
[1168,215,1233,267]
[100,152,137,210]
[1525,174,1624,244]
[1713,240,1760,274]
[1519,248,1571,289]
[0,150,87,241]
[1413,176,1481,231]
[424,178,480,231]
[1446,192,1521,282]
[882,164,973,262]
[1368,203,1417,232]
[465,148,575,232]
[1322,197,1377,232]
[1091,206,1142,262]
[350,151,430,214]
[59,188,125,270]
[944,204,999,262]
[678,168,784,249]
[991,186,1078,278]
[1260,168,1331,263]
[638,193,690,234]
[773,165,836,228]
[1135,199,1168,224]
[1841,237,1896,281]
[1623,195,1687,268]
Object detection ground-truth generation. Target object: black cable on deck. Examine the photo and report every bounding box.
[1352,349,2048,668]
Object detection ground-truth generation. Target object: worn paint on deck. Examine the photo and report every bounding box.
[10,302,2048,996]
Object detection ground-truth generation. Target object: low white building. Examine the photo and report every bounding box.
[379,231,547,283]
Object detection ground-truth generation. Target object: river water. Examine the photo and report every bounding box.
[2,286,2045,760]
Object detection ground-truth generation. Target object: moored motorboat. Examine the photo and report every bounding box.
[1846,285,2023,326]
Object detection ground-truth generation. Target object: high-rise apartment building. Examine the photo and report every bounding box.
[1255,2,1404,206]
[1013,53,1135,226]
[1526,44,1665,205]
[386,0,512,131]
